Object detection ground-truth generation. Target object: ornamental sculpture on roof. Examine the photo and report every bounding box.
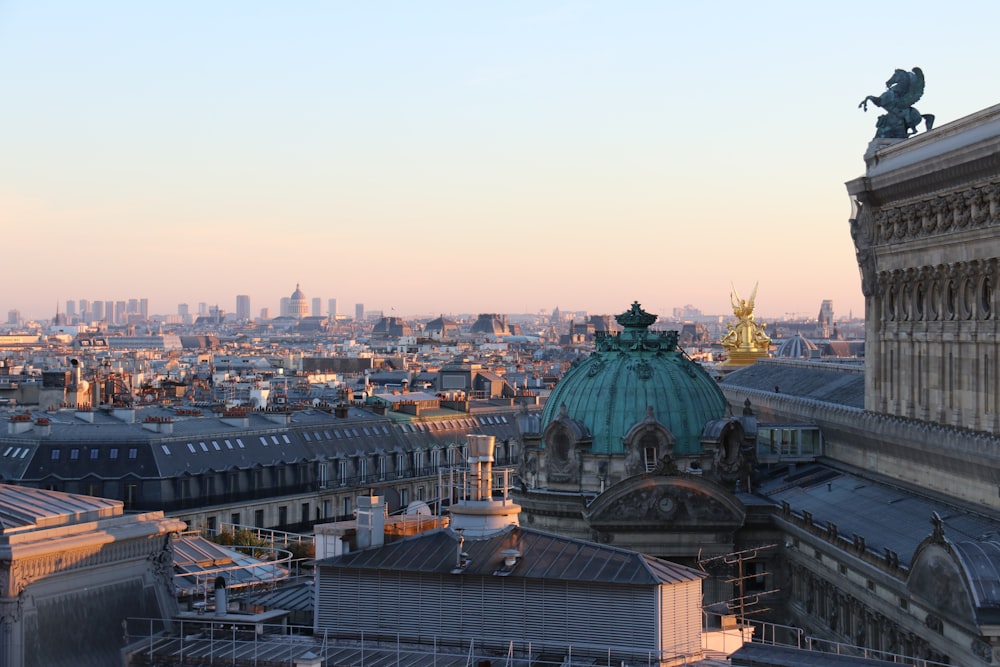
[595,302,678,353]
[720,283,771,367]
[859,67,935,139]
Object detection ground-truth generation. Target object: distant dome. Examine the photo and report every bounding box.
[540,302,726,456]
[775,333,819,359]
[291,283,306,300]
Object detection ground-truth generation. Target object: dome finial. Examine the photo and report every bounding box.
[615,301,657,329]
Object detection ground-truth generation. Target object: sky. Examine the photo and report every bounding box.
[2,2,999,322]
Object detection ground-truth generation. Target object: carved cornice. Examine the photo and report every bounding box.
[0,531,178,596]
[871,178,1000,246]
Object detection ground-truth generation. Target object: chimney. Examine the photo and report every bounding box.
[214,576,227,616]
[466,435,495,501]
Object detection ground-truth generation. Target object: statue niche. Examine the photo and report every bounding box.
[541,405,589,485]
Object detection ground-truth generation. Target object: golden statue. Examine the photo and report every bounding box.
[720,282,771,367]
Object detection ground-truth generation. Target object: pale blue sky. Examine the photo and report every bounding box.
[2,2,998,321]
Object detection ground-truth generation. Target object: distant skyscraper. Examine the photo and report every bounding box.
[312,297,321,317]
[105,301,114,323]
[279,297,290,317]
[79,300,89,319]
[355,303,365,322]
[236,294,251,321]
[817,299,834,338]
[140,298,149,320]
[328,298,338,317]
[198,302,208,317]
[92,301,104,321]
[260,307,269,320]
[66,301,76,317]
[6,310,19,325]
[115,301,127,325]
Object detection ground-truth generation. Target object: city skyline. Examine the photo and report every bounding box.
[3,3,999,321]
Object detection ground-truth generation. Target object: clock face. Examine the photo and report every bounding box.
[657,495,675,515]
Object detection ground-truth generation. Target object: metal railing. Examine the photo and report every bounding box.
[124,619,704,667]
[747,618,955,667]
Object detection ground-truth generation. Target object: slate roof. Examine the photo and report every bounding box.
[318,525,704,586]
[0,403,523,482]
[757,462,1000,570]
[719,359,865,409]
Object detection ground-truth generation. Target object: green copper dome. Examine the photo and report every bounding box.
[541,302,726,455]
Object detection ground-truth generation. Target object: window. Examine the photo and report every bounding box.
[231,512,241,526]
[206,516,217,535]
[301,502,310,524]
[199,442,208,452]
[414,451,425,474]
[314,432,322,441]
[377,456,386,481]
[254,509,264,528]
[282,434,291,444]
[2,447,11,457]
[338,460,348,485]
[51,449,61,460]
[187,443,196,453]
[303,432,312,442]
[395,453,407,476]
[400,488,409,507]
[124,483,138,509]
[278,506,287,526]
[236,438,245,448]
[110,448,119,459]
[260,436,268,446]
[70,449,80,460]
[225,440,233,449]
[358,458,369,483]
[161,445,172,455]
[342,497,352,518]
[86,482,100,497]
[271,435,279,445]
[128,448,138,459]
[318,462,329,488]
[211,440,221,451]
[362,427,371,436]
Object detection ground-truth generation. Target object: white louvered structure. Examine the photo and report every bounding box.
[315,525,705,666]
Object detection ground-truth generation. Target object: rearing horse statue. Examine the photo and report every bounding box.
[859,67,935,139]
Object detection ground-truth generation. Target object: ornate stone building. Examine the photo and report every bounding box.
[0,485,184,667]
[516,302,755,604]
[847,104,1000,429]
[518,101,1000,666]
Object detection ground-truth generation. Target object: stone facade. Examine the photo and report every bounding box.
[847,103,1000,428]
[0,486,184,667]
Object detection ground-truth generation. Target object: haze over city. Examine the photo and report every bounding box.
[3,1,999,321]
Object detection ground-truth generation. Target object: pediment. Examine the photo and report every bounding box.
[585,474,745,529]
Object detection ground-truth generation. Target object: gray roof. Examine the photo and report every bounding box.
[758,462,1000,570]
[318,525,704,586]
[720,360,865,408]
[0,404,523,482]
